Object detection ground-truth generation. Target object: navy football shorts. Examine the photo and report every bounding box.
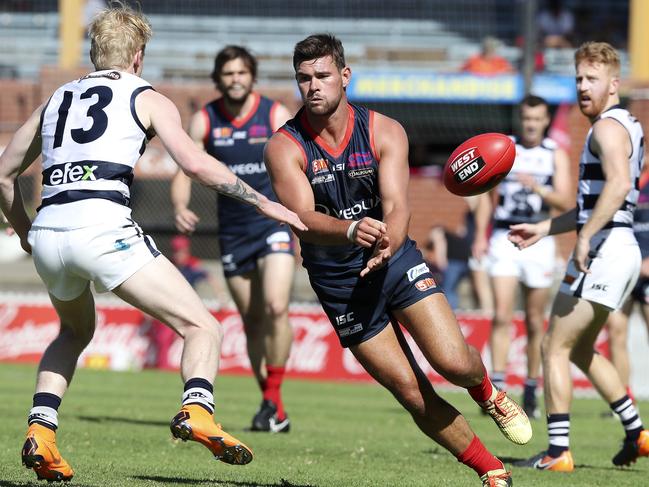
[219,222,294,277]
[309,242,442,348]
[631,276,649,304]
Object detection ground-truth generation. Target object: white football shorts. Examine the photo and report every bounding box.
[559,228,640,310]
[487,229,556,288]
[28,217,160,301]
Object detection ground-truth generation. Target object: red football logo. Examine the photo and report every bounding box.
[443,133,515,196]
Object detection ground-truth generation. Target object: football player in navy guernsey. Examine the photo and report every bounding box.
[510,42,649,472]
[171,46,295,433]
[264,33,532,487]
[0,4,306,482]
[472,95,572,419]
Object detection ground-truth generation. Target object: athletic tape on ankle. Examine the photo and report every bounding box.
[182,388,215,412]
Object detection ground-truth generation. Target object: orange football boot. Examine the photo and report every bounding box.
[170,404,253,465]
[21,424,74,482]
[513,449,574,472]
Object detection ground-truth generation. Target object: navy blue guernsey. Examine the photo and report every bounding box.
[202,93,279,237]
[280,103,408,279]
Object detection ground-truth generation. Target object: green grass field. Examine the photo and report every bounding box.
[0,363,647,486]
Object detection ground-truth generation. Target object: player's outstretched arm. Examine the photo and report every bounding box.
[264,131,385,246]
[0,103,44,253]
[508,207,577,249]
[136,89,306,231]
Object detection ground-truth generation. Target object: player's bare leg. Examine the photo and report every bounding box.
[351,322,511,485]
[393,294,531,445]
[114,256,252,465]
[489,276,519,391]
[22,285,96,482]
[607,300,633,394]
[249,252,294,432]
[227,273,264,381]
[521,285,549,418]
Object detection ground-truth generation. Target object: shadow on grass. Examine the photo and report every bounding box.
[77,414,168,427]
[132,476,317,486]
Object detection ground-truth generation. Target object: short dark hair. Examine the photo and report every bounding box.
[293,34,346,71]
[521,94,548,109]
[211,45,257,84]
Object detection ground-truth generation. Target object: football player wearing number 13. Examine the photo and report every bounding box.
[264,34,531,487]
[0,4,306,482]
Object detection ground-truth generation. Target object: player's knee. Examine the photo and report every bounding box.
[390,378,426,414]
[182,316,223,343]
[59,324,94,348]
[436,357,476,384]
[264,299,289,321]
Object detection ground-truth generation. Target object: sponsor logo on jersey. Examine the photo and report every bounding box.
[213,127,233,139]
[450,147,486,183]
[46,161,98,186]
[233,130,247,140]
[114,239,130,251]
[248,124,270,144]
[312,158,329,174]
[348,152,373,168]
[407,263,430,282]
[311,174,335,185]
[348,168,375,179]
[415,277,437,291]
[315,196,381,220]
[227,162,267,175]
[271,242,291,252]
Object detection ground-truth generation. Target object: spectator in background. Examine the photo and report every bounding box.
[170,235,226,301]
[461,36,514,76]
[537,0,575,48]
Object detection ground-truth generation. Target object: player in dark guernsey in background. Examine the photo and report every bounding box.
[264,33,533,487]
[171,46,295,433]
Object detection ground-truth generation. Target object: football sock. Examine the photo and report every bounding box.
[182,377,214,414]
[264,365,286,419]
[467,367,495,403]
[490,371,506,392]
[523,378,537,404]
[457,435,505,477]
[610,395,644,442]
[547,413,570,457]
[28,392,61,431]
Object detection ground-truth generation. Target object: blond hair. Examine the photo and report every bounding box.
[89,2,152,71]
[574,41,620,76]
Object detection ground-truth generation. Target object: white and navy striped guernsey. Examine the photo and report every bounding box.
[577,106,645,231]
[34,70,153,229]
[493,136,557,229]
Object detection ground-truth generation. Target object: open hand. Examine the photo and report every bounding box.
[258,200,308,231]
[360,236,391,277]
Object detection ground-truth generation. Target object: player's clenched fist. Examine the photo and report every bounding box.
[347,217,387,248]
